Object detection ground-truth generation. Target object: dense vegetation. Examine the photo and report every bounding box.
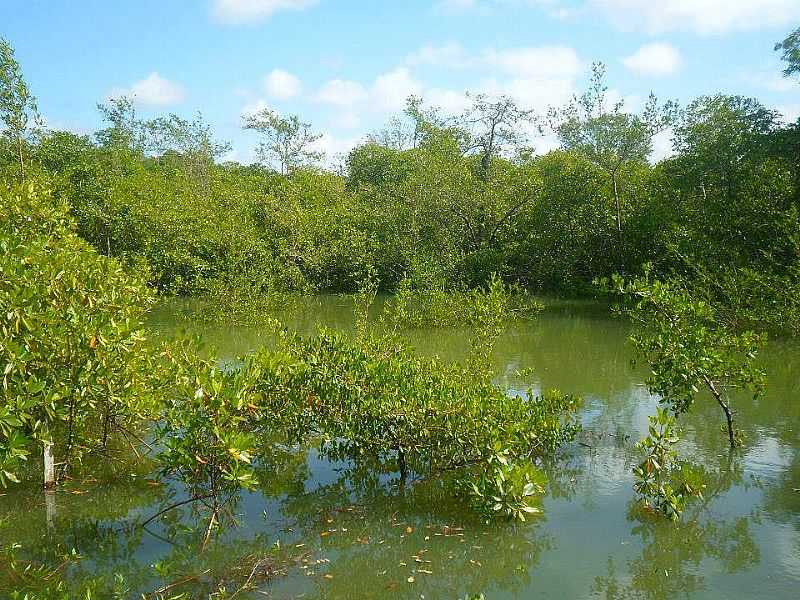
[2,41,798,326]
[0,26,799,598]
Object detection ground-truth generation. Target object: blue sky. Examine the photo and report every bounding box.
[3,0,799,163]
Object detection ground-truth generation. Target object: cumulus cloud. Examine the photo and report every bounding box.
[426,87,473,114]
[315,68,421,113]
[650,129,676,163]
[590,0,800,34]
[316,79,368,107]
[264,69,302,99]
[110,72,185,106]
[483,45,583,79]
[372,68,423,112]
[434,0,571,19]
[211,0,318,24]
[240,98,271,117]
[402,43,584,114]
[622,43,682,76]
[747,71,797,93]
[407,42,472,68]
[478,75,576,113]
[406,43,583,79]
[433,0,481,13]
[312,131,366,158]
[777,104,800,124]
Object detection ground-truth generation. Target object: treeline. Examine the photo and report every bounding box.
[2,37,800,331]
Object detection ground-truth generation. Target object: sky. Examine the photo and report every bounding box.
[3,0,799,165]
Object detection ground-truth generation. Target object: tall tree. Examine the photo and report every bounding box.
[0,37,40,180]
[548,63,677,232]
[460,94,533,180]
[95,96,145,152]
[243,108,323,174]
[145,111,231,189]
[775,27,800,79]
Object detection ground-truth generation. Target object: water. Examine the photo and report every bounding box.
[2,296,798,599]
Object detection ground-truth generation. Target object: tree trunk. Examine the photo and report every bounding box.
[397,446,407,490]
[703,375,737,449]
[17,136,26,181]
[611,171,622,233]
[45,489,57,531]
[43,437,56,489]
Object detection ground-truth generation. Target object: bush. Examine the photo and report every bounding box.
[0,181,155,486]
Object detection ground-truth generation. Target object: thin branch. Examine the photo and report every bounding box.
[141,494,215,528]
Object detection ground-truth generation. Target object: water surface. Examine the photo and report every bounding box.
[2,296,798,599]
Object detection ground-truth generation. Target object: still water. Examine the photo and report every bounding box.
[2,296,798,599]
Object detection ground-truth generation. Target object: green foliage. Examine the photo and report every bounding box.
[548,63,678,234]
[632,408,704,520]
[243,107,323,174]
[384,275,543,330]
[155,341,260,502]
[0,181,155,485]
[0,36,797,330]
[249,325,580,518]
[0,37,40,180]
[607,267,766,447]
[2,543,131,600]
[775,27,800,79]
[465,450,547,522]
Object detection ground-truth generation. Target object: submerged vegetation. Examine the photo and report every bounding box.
[1,24,799,599]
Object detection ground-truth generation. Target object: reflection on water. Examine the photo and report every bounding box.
[1,296,798,598]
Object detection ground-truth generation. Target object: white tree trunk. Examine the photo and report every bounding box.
[45,488,57,531]
[43,438,56,489]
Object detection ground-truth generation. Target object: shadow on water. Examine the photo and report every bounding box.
[2,296,799,599]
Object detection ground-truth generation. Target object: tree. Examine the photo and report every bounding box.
[666,94,797,291]
[1,182,155,488]
[145,111,231,189]
[549,63,677,233]
[95,96,145,152]
[0,37,40,180]
[460,94,533,180]
[610,268,765,449]
[243,108,323,174]
[775,27,800,79]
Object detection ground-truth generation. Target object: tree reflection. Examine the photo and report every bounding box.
[253,446,552,600]
[593,461,760,599]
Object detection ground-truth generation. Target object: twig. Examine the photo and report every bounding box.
[229,557,270,599]
[141,494,214,528]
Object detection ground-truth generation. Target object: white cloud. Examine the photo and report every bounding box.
[479,76,576,112]
[777,104,800,124]
[407,43,583,80]
[312,131,365,157]
[110,72,185,106]
[427,88,472,114]
[434,0,481,13]
[316,68,421,113]
[264,69,302,99]
[483,45,583,79]
[590,0,800,34]
[316,79,368,107]
[403,43,583,115]
[407,42,472,68]
[372,68,422,112]
[650,128,675,163]
[211,0,318,24]
[748,72,797,93]
[622,43,682,76]
[241,98,271,117]
[332,111,362,130]
[433,0,571,18]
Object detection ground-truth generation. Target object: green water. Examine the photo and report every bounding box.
[2,296,799,599]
